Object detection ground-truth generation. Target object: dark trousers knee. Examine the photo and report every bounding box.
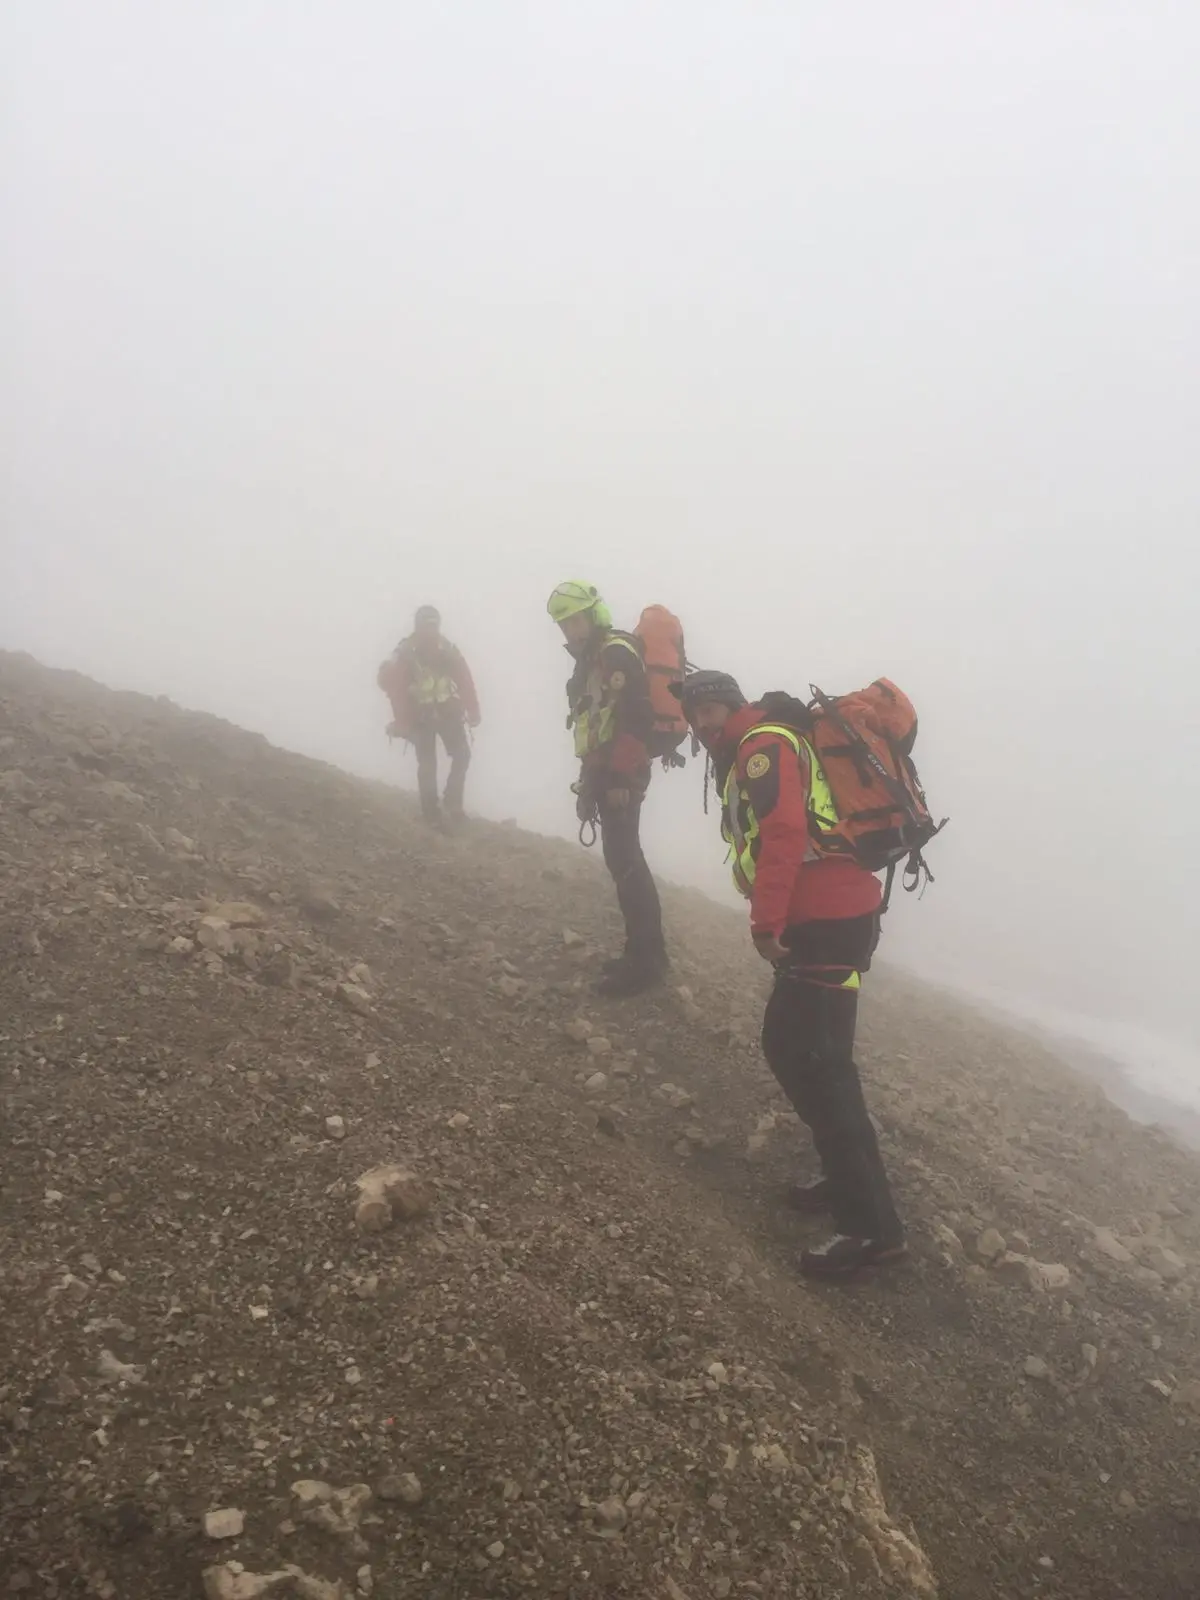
[598,795,664,961]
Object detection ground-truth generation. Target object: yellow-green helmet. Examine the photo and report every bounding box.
[546,580,612,630]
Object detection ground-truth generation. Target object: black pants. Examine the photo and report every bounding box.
[761,914,902,1242]
[598,793,665,963]
[412,705,470,822]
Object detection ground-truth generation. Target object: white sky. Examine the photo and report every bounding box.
[3,2,1198,1067]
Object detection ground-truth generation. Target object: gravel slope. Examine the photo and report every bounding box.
[1,651,1197,1600]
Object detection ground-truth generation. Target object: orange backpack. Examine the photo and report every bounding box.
[760,679,947,904]
[633,605,689,760]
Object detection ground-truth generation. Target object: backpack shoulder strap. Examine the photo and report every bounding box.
[605,629,642,658]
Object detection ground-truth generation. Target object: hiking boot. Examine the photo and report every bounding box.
[785,1178,833,1216]
[601,949,631,976]
[799,1233,907,1281]
[595,953,666,998]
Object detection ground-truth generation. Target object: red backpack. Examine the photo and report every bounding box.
[633,605,689,761]
[759,678,947,905]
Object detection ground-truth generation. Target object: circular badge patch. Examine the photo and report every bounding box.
[745,752,771,779]
[609,670,626,690]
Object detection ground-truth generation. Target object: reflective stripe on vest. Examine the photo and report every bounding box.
[570,634,641,759]
[721,723,838,898]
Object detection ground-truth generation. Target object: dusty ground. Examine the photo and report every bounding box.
[1,651,1198,1600]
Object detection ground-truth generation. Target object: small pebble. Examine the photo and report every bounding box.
[378,1472,424,1506]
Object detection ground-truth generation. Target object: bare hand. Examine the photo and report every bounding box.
[752,932,789,964]
[605,788,631,811]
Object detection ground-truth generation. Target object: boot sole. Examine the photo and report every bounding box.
[800,1243,908,1281]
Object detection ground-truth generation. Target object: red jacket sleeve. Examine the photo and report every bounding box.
[449,648,480,722]
[736,730,811,938]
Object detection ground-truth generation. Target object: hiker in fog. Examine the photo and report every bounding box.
[377,605,480,829]
[672,669,908,1280]
[547,580,670,997]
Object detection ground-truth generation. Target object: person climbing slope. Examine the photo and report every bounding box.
[377,605,480,828]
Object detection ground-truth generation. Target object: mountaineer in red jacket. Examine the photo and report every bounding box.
[377,605,480,828]
[547,580,667,997]
[671,668,904,1280]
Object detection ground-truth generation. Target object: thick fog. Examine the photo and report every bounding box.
[4,5,1198,1101]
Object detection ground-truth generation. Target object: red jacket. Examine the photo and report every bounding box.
[714,704,882,936]
[377,636,479,739]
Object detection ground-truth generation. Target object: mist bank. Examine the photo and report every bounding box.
[917,974,1200,1152]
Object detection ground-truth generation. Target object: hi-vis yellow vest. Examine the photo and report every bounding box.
[405,645,456,706]
[568,634,641,759]
[721,723,838,897]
